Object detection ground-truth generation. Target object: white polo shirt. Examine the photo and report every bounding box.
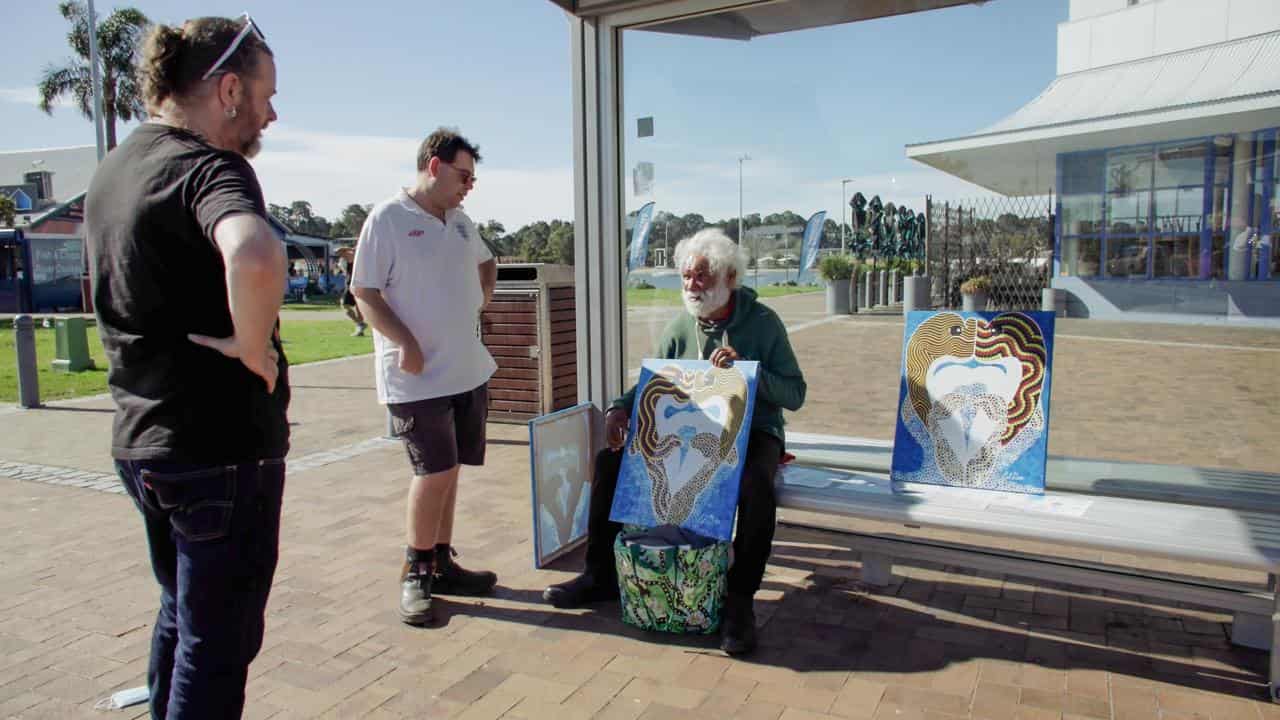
[352,189,496,404]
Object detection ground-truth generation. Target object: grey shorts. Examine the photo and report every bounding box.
[388,384,488,476]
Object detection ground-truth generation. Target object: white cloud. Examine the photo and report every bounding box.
[0,87,42,106]
[250,125,573,230]
[1,86,78,111]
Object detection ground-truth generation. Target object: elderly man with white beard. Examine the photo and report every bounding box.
[543,228,806,655]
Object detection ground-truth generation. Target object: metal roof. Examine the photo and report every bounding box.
[0,146,98,209]
[981,30,1280,138]
[906,31,1280,195]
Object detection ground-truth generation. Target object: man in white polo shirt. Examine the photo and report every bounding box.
[351,128,498,626]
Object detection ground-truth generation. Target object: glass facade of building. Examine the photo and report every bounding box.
[1057,128,1278,281]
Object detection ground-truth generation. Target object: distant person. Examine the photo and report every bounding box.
[335,246,365,336]
[86,14,288,719]
[351,128,498,626]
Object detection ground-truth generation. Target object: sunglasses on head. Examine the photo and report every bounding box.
[202,13,267,81]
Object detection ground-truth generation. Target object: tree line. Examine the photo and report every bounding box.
[265,200,886,269]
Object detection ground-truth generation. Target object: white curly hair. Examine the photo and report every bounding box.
[673,228,746,286]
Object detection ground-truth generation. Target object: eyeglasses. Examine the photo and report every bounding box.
[444,163,476,185]
[202,13,267,81]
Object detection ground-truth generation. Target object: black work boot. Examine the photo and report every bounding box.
[543,571,620,608]
[719,592,758,656]
[400,557,435,626]
[431,545,497,596]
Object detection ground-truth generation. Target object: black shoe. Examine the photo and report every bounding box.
[400,561,435,626]
[432,546,497,596]
[543,571,620,609]
[720,593,758,656]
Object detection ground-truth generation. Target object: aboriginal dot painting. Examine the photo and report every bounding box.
[891,311,1056,494]
[610,360,759,541]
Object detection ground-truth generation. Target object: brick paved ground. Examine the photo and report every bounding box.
[2,304,1279,718]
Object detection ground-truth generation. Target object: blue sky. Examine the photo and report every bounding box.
[1,0,1066,229]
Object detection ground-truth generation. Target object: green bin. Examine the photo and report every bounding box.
[52,317,95,373]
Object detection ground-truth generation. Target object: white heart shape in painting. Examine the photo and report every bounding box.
[653,393,729,497]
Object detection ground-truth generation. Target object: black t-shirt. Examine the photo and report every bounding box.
[86,123,290,463]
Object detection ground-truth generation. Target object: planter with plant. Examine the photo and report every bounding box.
[960,275,991,311]
[817,255,854,315]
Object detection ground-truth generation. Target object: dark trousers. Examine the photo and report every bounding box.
[584,430,783,598]
[116,459,286,720]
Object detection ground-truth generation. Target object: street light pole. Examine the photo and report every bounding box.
[738,153,751,285]
[86,0,106,162]
[664,218,670,267]
[738,154,750,245]
[841,178,853,256]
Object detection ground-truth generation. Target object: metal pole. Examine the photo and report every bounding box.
[944,202,950,307]
[14,315,40,408]
[738,153,753,286]
[738,156,745,246]
[664,219,669,268]
[841,179,852,255]
[86,0,106,161]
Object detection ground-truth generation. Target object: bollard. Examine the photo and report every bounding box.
[14,315,41,408]
[1041,287,1067,318]
[863,273,874,309]
[903,275,931,314]
[889,271,899,304]
[878,270,889,307]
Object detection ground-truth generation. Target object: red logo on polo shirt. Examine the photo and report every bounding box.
[408,229,424,237]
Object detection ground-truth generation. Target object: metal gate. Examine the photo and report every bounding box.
[926,194,1054,310]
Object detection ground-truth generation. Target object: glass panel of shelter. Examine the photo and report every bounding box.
[611,1,1278,481]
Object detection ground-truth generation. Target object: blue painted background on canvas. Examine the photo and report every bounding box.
[610,360,758,541]
[528,403,599,568]
[891,311,1055,494]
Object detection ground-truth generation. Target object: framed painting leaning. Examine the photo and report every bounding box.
[529,403,604,568]
[891,310,1056,494]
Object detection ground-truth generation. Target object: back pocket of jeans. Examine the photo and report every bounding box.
[141,466,236,542]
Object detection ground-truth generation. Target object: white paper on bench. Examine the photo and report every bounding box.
[985,492,1093,518]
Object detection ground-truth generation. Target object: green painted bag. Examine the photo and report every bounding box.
[613,526,729,635]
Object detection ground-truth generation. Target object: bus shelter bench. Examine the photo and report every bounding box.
[775,465,1280,701]
[786,432,1280,515]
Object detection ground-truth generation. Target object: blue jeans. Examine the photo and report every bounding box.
[116,458,286,720]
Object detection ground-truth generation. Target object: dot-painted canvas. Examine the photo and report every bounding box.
[891,311,1056,494]
[610,360,759,541]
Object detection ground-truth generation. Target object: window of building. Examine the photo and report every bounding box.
[1059,137,1226,279]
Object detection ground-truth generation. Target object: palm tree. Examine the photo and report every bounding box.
[37,2,149,151]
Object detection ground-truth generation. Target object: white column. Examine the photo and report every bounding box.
[1228,136,1254,281]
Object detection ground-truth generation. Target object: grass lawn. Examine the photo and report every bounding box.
[0,319,372,403]
[280,297,346,312]
[626,284,821,306]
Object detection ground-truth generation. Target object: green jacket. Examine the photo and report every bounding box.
[612,287,806,445]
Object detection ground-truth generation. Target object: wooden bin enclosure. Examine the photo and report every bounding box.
[482,264,577,423]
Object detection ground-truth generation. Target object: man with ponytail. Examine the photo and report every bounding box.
[86,14,286,719]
